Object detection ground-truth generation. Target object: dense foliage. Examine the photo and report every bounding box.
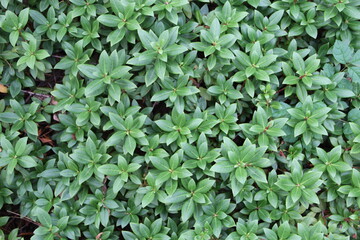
[0,0,360,239]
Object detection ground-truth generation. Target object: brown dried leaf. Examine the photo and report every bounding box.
[0,84,8,93]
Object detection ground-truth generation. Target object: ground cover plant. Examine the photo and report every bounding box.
[0,0,360,239]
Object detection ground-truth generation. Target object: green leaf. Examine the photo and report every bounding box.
[164,189,190,204]
[0,2,358,237]
[18,8,29,27]
[292,52,305,71]
[210,18,221,38]
[124,136,136,155]
[248,0,260,8]
[36,208,52,228]
[151,90,171,102]
[78,64,101,79]
[235,167,247,184]
[0,217,9,227]
[352,169,360,188]
[334,88,355,98]
[85,79,105,97]
[155,172,171,187]
[181,199,194,221]
[268,192,278,208]
[324,7,337,21]
[155,120,174,132]
[348,66,360,83]
[278,222,291,239]
[18,156,37,168]
[25,121,38,136]
[196,179,215,193]
[247,167,267,183]
[15,137,27,156]
[235,51,251,66]
[98,164,120,176]
[257,55,277,68]
[276,176,295,191]
[333,40,353,64]
[290,187,302,202]
[165,44,188,56]
[98,14,121,27]
[351,143,360,154]
[264,229,277,240]
[155,60,166,80]
[343,6,360,20]
[207,54,216,70]
[283,76,298,85]
[266,128,285,137]
[288,25,303,37]
[9,31,19,47]
[142,191,155,207]
[35,50,50,60]
[305,25,317,39]
[78,167,94,184]
[302,188,319,204]
[310,107,331,119]
[294,121,307,137]
[107,28,126,45]
[30,10,48,24]
[332,162,352,172]
[150,156,169,171]
[0,112,19,123]
[138,29,155,49]
[254,69,270,82]
[210,161,234,173]
[311,75,331,85]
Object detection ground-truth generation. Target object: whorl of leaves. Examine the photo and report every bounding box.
[0,0,360,239]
